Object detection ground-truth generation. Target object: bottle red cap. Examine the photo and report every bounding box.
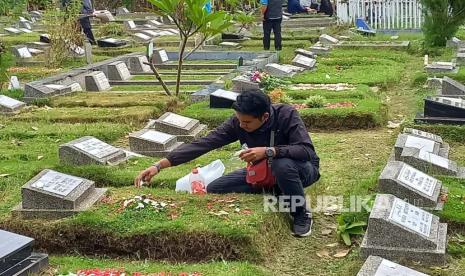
[192,168,199,174]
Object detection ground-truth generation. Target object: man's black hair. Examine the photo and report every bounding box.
[232,90,271,118]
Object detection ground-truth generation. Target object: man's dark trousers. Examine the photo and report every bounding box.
[207,158,319,215]
[263,18,282,51]
[79,17,96,45]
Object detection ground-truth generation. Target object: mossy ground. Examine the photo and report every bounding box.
[2,24,465,275]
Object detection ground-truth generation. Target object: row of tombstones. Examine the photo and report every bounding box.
[2,13,41,36]
[419,76,465,124]
[10,112,206,221]
[357,127,465,275]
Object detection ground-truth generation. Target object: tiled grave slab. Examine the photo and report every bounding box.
[129,129,183,157]
[85,71,111,91]
[357,256,428,276]
[59,136,126,166]
[210,89,239,108]
[145,112,207,143]
[360,194,447,265]
[0,95,26,114]
[379,161,446,210]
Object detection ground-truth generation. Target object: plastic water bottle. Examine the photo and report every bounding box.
[189,167,206,194]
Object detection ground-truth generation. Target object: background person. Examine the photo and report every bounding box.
[260,0,283,51]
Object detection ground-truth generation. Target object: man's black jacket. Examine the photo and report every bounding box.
[166,104,320,168]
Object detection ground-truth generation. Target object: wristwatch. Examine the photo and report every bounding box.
[152,162,161,172]
[265,147,274,158]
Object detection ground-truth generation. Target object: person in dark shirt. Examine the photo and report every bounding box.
[79,0,96,45]
[288,0,312,14]
[260,0,283,50]
[134,91,321,237]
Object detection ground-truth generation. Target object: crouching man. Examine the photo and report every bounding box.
[134,91,320,237]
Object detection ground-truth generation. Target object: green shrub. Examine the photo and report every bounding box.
[97,22,125,37]
[304,95,327,108]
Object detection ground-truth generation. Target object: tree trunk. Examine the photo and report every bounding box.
[176,35,189,96]
[145,62,172,96]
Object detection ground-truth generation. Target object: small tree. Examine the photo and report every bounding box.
[147,0,233,96]
[43,0,83,68]
[421,0,465,47]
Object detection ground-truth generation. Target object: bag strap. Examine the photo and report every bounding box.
[267,109,278,167]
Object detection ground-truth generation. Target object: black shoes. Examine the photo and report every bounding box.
[292,211,313,237]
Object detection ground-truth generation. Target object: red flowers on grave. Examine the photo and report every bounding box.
[250,71,268,83]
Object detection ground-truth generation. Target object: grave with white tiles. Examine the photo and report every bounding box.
[4,27,22,34]
[210,89,239,108]
[319,34,340,45]
[145,112,207,143]
[232,75,261,93]
[378,161,446,210]
[357,256,428,276]
[12,45,32,59]
[59,136,127,165]
[360,194,447,265]
[107,61,132,81]
[294,48,316,59]
[133,32,152,42]
[85,71,111,91]
[265,63,304,77]
[403,128,449,157]
[124,20,137,30]
[129,129,183,157]
[13,169,107,219]
[0,95,26,114]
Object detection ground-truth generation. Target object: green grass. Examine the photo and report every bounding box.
[131,75,220,81]
[111,85,205,92]
[438,177,465,224]
[50,256,267,275]
[50,92,172,108]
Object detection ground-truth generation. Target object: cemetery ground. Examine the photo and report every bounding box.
[2,29,465,275]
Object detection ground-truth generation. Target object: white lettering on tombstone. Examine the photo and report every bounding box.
[374,259,427,276]
[31,170,83,197]
[418,150,450,169]
[407,128,440,141]
[397,164,438,197]
[404,136,436,152]
[388,198,433,237]
[0,95,22,108]
[140,130,173,143]
[95,72,111,90]
[74,138,120,159]
[163,113,192,128]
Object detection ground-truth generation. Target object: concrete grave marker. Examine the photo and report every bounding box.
[357,256,429,276]
[394,134,442,159]
[152,48,169,64]
[127,55,151,73]
[403,128,448,157]
[426,61,458,73]
[0,229,49,274]
[59,136,126,165]
[44,84,71,95]
[29,41,49,48]
[310,44,331,55]
[12,45,32,58]
[20,28,33,33]
[129,129,182,157]
[94,10,114,22]
[219,42,240,48]
[97,38,127,48]
[28,48,44,55]
[292,54,316,69]
[8,76,20,90]
[232,75,261,92]
[85,71,111,91]
[84,41,92,64]
[295,48,316,59]
[148,19,163,26]
[146,112,207,143]
[319,34,340,45]
[142,30,160,37]
[19,21,32,30]
[398,148,465,177]
[0,95,26,114]
[360,194,447,265]
[210,89,239,108]
[441,76,465,95]
[116,7,130,15]
[265,63,304,77]
[422,96,465,120]
[13,169,107,219]
[378,161,446,210]
[23,84,60,101]
[4,27,22,34]
[133,33,152,42]
[107,61,132,81]
[125,20,137,29]
[166,28,179,34]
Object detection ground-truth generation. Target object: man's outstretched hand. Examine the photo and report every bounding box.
[134,166,158,188]
[239,147,267,163]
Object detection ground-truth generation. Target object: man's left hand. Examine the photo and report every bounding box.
[239,147,266,163]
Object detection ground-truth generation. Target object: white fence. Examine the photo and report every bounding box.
[336,0,424,30]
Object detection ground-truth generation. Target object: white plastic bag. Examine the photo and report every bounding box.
[175,159,225,193]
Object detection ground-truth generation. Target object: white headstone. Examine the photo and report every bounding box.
[397,164,438,197]
[8,76,20,90]
[30,170,83,197]
[74,137,120,159]
[211,89,239,101]
[125,20,137,29]
[140,130,174,143]
[19,28,32,33]
[162,113,192,128]
[388,197,433,238]
[28,48,44,55]
[0,95,23,108]
[4,27,21,34]
[15,47,32,58]
[133,33,152,42]
[374,259,428,276]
